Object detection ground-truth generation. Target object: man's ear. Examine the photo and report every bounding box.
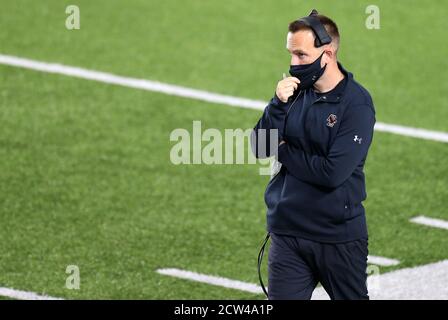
[322,47,334,64]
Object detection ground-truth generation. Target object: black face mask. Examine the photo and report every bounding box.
[289,52,327,90]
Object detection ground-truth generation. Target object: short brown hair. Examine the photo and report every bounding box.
[288,14,340,50]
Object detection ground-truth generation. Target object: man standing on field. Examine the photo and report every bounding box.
[251,10,376,300]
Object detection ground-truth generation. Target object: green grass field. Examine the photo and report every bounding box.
[0,0,447,299]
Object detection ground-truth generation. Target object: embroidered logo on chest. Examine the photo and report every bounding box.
[326,114,337,127]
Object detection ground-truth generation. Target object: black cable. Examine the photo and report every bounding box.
[257,232,270,298]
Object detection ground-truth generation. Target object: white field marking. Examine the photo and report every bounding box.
[1,53,448,144]
[410,215,448,230]
[0,287,62,300]
[368,259,448,300]
[367,255,400,267]
[374,122,448,143]
[157,268,263,294]
[159,260,448,300]
[0,54,265,110]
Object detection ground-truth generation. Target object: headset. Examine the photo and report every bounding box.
[256,9,331,299]
[297,9,332,48]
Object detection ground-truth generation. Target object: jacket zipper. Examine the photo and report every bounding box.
[283,90,324,149]
[283,90,303,137]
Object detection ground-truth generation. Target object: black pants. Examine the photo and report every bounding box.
[268,233,369,300]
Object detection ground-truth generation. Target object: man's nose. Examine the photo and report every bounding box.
[290,56,300,66]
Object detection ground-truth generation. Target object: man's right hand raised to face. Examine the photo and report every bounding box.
[275,76,300,103]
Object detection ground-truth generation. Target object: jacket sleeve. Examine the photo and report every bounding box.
[250,94,290,159]
[277,104,376,188]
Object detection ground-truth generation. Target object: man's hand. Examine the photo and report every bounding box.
[275,140,286,160]
[276,75,300,103]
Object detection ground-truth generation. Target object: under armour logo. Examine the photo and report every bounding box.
[354,135,362,144]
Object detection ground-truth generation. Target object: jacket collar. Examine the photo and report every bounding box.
[312,62,351,104]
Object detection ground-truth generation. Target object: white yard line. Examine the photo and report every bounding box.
[158,260,448,300]
[0,54,265,110]
[367,259,448,300]
[374,123,448,143]
[410,215,448,231]
[1,53,448,144]
[157,268,263,294]
[0,287,62,300]
[367,255,400,267]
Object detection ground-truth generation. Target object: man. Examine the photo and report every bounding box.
[251,10,376,300]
